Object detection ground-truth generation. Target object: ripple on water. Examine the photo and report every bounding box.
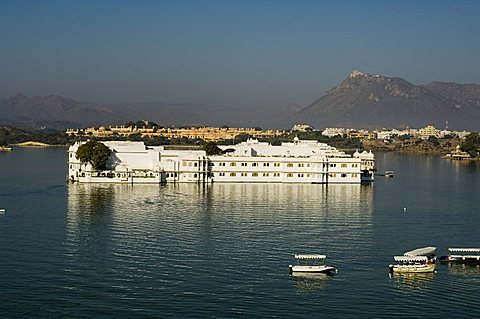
[2,150,480,318]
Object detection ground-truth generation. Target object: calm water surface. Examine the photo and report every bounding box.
[1,148,479,318]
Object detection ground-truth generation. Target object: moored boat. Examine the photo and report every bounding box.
[0,146,13,152]
[389,256,436,273]
[289,254,337,275]
[440,248,480,264]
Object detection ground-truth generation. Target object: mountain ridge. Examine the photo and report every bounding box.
[2,71,479,130]
[297,70,480,130]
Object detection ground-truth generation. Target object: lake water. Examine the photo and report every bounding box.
[1,148,479,318]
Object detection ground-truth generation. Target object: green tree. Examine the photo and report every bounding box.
[460,132,480,157]
[427,136,439,146]
[204,141,224,155]
[76,141,112,170]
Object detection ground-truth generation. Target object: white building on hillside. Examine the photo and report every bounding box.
[292,124,313,132]
[322,127,346,137]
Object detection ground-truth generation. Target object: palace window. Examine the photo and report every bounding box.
[287,173,293,177]
[287,163,293,167]
[252,163,258,167]
[230,162,236,166]
[341,173,347,178]
[274,163,280,167]
[263,163,269,167]
[263,173,269,176]
[252,172,258,177]
[341,164,347,168]
[230,172,236,176]
[298,163,304,167]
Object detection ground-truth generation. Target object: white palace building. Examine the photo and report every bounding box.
[68,138,375,184]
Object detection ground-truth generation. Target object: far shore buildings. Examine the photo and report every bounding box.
[66,125,285,141]
[322,125,470,141]
[66,124,471,148]
[68,138,375,184]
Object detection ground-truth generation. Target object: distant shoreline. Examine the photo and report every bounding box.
[6,140,479,160]
[12,141,65,148]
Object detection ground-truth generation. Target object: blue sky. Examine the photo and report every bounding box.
[2,0,480,108]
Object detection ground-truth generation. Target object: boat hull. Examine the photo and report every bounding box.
[289,265,336,274]
[389,264,436,273]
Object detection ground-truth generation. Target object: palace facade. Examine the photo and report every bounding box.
[68,138,375,184]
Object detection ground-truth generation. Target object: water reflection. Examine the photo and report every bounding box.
[206,183,374,214]
[389,272,436,290]
[290,273,333,291]
[66,182,375,268]
[67,183,373,219]
[444,263,480,277]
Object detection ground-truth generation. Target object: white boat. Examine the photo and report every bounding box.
[389,256,436,273]
[289,254,337,274]
[0,208,5,214]
[440,248,480,264]
[0,146,13,152]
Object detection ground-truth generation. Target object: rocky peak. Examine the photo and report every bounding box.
[300,71,480,130]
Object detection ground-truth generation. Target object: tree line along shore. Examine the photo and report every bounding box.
[1,125,479,158]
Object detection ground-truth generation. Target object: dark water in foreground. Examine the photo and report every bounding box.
[1,148,479,318]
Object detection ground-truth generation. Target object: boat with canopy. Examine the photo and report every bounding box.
[389,256,436,273]
[289,254,337,275]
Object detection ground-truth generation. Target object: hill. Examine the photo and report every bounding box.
[297,70,480,130]
[0,94,124,129]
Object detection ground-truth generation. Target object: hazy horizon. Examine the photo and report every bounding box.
[2,0,480,108]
